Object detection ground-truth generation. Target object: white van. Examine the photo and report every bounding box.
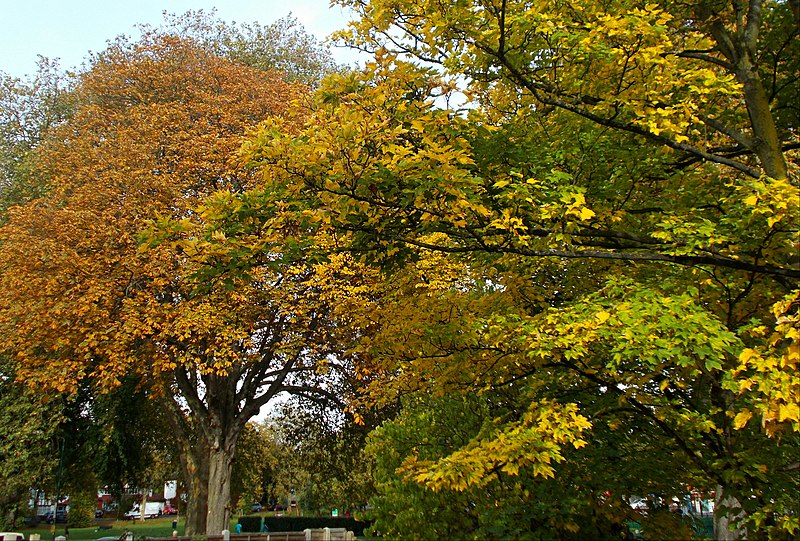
[123,502,164,519]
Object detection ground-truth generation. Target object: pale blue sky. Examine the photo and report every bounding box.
[0,0,361,78]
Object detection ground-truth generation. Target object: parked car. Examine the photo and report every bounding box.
[95,509,104,518]
[250,503,262,513]
[43,510,68,523]
[163,503,178,515]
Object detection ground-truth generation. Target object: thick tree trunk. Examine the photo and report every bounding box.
[162,395,210,537]
[714,485,747,541]
[183,449,209,537]
[206,441,236,535]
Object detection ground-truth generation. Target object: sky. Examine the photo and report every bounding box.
[0,0,362,79]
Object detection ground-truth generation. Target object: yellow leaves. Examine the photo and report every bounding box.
[739,347,760,365]
[737,176,799,231]
[562,192,596,222]
[397,401,590,492]
[734,410,753,429]
[779,403,800,424]
[728,290,800,435]
[578,206,595,221]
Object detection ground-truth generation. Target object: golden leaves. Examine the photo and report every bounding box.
[728,289,800,435]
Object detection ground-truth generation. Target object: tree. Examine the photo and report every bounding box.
[265,397,380,515]
[176,0,798,538]
[0,58,76,216]
[90,375,179,515]
[365,393,671,540]
[0,29,368,535]
[231,421,280,514]
[156,9,341,85]
[0,371,62,529]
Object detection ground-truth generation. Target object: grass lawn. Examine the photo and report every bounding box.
[14,516,191,541]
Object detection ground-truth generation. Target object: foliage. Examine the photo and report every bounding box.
[0,29,313,535]
[66,491,95,528]
[366,394,654,540]
[0,8,378,533]
[156,9,341,84]
[89,376,178,500]
[0,58,76,217]
[333,0,797,180]
[0,374,62,529]
[265,398,381,514]
[231,422,280,513]
[169,0,799,538]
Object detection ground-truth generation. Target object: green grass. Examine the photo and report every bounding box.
[14,516,188,541]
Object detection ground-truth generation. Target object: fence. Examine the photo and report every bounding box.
[149,530,356,541]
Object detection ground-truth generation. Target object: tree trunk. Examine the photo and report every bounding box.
[206,441,235,535]
[139,493,147,523]
[737,56,788,181]
[714,485,748,541]
[183,453,209,537]
[162,396,210,537]
[701,0,789,181]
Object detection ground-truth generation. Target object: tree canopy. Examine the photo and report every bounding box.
[1,2,797,540]
[173,0,798,538]
[0,21,353,535]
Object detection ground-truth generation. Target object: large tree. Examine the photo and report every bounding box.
[0,27,360,535]
[177,0,798,538]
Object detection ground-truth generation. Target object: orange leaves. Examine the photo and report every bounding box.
[0,35,309,393]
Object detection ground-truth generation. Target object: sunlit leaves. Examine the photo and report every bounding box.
[335,0,755,165]
[728,290,800,435]
[399,402,590,492]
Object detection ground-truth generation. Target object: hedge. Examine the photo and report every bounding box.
[237,516,262,532]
